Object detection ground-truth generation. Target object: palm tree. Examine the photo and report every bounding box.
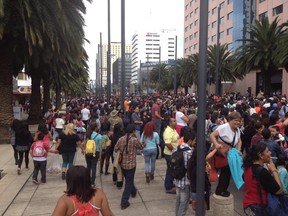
[150,63,168,90]
[234,17,286,96]
[208,44,243,83]
[176,58,195,94]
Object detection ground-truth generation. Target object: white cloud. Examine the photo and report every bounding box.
[84,0,184,79]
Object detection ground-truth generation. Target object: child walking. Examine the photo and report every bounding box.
[30,133,56,184]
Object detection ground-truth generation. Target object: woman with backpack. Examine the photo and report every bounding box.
[52,165,114,216]
[84,123,102,187]
[243,142,282,215]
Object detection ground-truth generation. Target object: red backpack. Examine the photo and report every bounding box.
[70,195,99,216]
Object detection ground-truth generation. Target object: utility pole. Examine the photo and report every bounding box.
[100,32,103,96]
[107,0,111,99]
[196,1,209,215]
[120,0,125,109]
[215,6,221,96]
[147,55,150,95]
[174,36,177,95]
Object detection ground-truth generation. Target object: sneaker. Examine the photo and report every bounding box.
[17,168,21,175]
[61,172,66,180]
[121,202,130,210]
[41,179,46,183]
[32,179,39,184]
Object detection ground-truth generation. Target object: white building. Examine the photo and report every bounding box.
[131,30,177,84]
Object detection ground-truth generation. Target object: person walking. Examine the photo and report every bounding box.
[56,123,81,180]
[114,124,145,209]
[152,97,164,135]
[10,119,21,165]
[15,122,33,175]
[140,121,160,183]
[84,123,102,186]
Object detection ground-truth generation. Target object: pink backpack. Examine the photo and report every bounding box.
[32,141,45,157]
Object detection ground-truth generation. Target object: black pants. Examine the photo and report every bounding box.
[32,160,47,181]
[12,145,18,164]
[215,166,231,194]
[18,150,29,169]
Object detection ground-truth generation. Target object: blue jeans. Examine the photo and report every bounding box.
[175,185,190,216]
[33,160,47,182]
[61,152,75,169]
[85,152,100,184]
[143,148,157,173]
[121,167,136,206]
[164,154,174,191]
[152,119,161,135]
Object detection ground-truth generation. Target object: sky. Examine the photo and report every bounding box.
[84,0,184,80]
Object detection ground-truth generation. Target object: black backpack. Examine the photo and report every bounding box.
[170,146,190,180]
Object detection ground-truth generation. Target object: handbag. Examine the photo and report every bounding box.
[213,132,237,169]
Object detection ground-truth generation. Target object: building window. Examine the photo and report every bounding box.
[273,5,283,16]
[259,0,265,3]
[190,23,193,29]
[185,26,188,32]
[212,7,217,14]
[259,12,267,20]
[185,15,189,21]
[219,31,224,39]
[194,31,198,38]
[220,2,225,9]
[227,11,233,20]
[228,0,233,4]
[190,11,193,17]
[194,19,198,26]
[189,46,192,51]
[227,27,233,35]
[185,4,189,10]
[185,37,188,43]
[189,34,193,40]
[194,43,198,49]
[208,24,210,30]
[190,0,193,6]
[185,48,188,53]
[195,7,198,14]
[212,35,216,42]
[212,21,217,28]
[220,16,224,24]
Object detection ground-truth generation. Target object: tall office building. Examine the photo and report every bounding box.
[112,54,132,87]
[131,30,176,84]
[183,0,288,95]
[96,42,131,87]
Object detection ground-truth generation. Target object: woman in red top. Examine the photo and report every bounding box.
[243,142,282,215]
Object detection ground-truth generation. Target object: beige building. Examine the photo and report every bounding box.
[184,0,288,96]
[99,42,131,87]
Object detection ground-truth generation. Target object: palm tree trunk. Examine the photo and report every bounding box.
[262,66,274,97]
[28,72,43,124]
[55,84,61,109]
[42,73,51,115]
[184,86,188,95]
[0,37,14,143]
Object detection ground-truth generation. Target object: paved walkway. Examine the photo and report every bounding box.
[0,143,245,216]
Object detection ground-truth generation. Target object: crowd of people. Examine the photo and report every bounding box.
[10,92,288,215]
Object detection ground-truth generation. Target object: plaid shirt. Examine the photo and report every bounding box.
[114,134,145,170]
[174,143,193,189]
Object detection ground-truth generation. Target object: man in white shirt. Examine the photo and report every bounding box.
[81,105,91,129]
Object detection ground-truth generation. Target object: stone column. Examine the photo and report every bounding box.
[212,193,234,216]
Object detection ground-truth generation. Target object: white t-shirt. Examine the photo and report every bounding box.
[55,118,65,129]
[216,123,241,148]
[81,108,90,121]
[175,111,187,127]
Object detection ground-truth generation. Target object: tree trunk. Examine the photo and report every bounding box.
[0,37,14,143]
[55,84,61,109]
[262,65,274,97]
[184,86,188,95]
[42,73,51,115]
[28,72,43,124]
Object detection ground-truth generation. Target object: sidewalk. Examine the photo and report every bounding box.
[0,143,245,216]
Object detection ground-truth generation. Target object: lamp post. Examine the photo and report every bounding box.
[158,46,161,91]
[147,55,150,95]
[107,0,111,99]
[173,36,177,95]
[120,0,125,109]
[196,1,209,215]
